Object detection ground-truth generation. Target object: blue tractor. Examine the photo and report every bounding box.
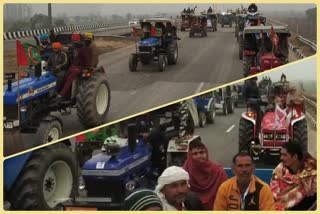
[129,18,179,72]
[192,93,216,127]
[3,33,111,156]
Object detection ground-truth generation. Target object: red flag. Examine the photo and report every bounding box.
[16,40,29,66]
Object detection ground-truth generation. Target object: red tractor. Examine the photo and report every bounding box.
[242,25,291,77]
[238,84,307,164]
[189,14,208,37]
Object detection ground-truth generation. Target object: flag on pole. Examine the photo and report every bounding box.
[16,40,29,66]
[20,42,42,66]
[274,104,286,128]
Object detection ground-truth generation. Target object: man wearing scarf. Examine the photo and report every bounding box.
[155,166,204,210]
[183,139,228,210]
[271,142,317,210]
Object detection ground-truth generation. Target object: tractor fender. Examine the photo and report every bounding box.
[241,112,256,125]
[4,152,33,193]
[205,98,214,112]
[290,114,306,135]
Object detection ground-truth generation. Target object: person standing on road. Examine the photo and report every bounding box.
[155,166,204,210]
[84,32,99,67]
[183,138,228,210]
[271,142,317,210]
[214,152,275,210]
[46,42,68,93]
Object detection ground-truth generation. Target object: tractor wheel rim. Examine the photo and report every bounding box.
[43,161,73,208]
[48,127,60,143]
[96,83,109,115]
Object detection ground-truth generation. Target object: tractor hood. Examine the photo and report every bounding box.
[138,37,160,47]
[3,73,56,105]
[82,138,151,178]
[261,111,287,132]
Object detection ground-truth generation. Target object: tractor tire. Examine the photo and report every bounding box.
[199,112,207,127]
[181,27,185,31]
[189,30,193,38]
[129,54,138,72]
[238,37,244,60]
[239,118,254,153]
[230,23,232,28]
[226,98,234,114]
[292,119,308,152]
[167,43,178,65]
[76,71,111,128]
[221,24,224,28]
[243,56,253,77]
[158,55,166,72]
[206,107,216,124]
[222,103,228,115]
[9,143,78,210]
[34,119,62,146]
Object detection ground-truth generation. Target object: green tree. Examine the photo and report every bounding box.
[30,13,50,29]
[8,20,31,31]
[126,13,132,21]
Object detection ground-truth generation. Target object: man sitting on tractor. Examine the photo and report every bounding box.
[55,34,90,101]
[46,42,68,93]
[271,142,317,210]
[207,6,213,13]
[84,32,99,67]
[35,34,53,62]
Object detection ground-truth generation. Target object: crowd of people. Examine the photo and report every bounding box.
[122,139,316,211]
[33,32,98,102]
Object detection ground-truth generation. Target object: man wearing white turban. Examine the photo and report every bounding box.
[154,166,204,210]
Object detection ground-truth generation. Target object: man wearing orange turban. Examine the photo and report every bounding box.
[47,42,68,93]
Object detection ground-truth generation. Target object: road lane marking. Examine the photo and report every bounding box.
[226,125,235,133]
[195,82,204,94]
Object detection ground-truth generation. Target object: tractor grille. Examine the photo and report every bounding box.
[85,180,124,203]
[139,46,152,52]
[4,105,18,120]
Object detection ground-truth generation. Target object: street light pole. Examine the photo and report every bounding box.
[48,3,52,29]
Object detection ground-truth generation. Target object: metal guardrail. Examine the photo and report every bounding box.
[297,36,317,52]
[303,95,317,109]
[303,95,317,129]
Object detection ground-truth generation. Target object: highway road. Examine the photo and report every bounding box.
[3,25,301,155]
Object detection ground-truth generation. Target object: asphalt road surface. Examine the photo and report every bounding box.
[194,107,316,168]
[4,25,301,154]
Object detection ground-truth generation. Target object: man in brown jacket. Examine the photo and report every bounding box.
[84,32,99,67]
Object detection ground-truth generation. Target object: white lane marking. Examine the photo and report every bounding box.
[226,125,235,133]
[195,82,204,94]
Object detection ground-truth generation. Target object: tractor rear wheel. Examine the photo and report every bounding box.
[226,98,234,114]
[293,119,308,152]
[207,101,216,124]
[239,118,254,152]
[77,71,111,127]
[9,143,77,210]
[199,112,207,127]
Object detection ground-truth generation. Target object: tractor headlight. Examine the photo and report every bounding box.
[125,180,136,191]
[263,133,273,140]
[276,134,286,140]
[20,106,27,112]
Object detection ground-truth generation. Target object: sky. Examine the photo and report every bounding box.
[27,3,315,17]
